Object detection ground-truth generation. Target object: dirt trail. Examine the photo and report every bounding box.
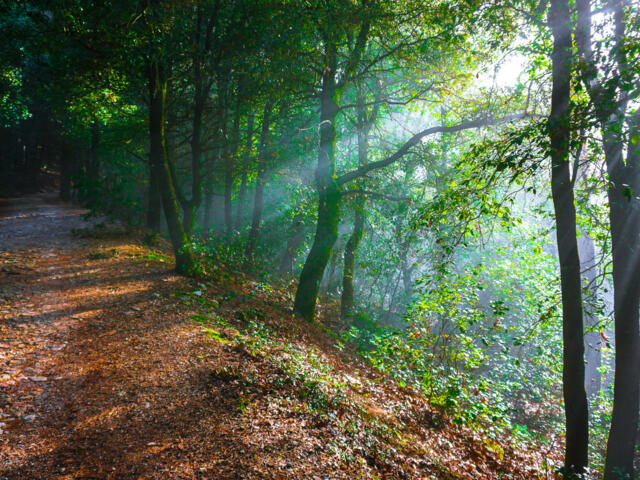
[0,194,226,479]
[0,194,89,252]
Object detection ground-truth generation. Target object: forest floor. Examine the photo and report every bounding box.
[0,194,562,480]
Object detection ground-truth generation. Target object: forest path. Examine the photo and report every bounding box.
[0,194,259,480]
[0,194,395,480]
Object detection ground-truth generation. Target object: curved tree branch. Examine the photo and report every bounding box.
[337,112,535,186]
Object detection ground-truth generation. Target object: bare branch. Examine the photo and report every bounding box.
[337,113,535,185]
[342,189,409,202]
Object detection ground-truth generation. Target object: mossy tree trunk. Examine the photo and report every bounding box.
[293,44,341,321]
[148,61,196,274]
[293,16,370,321]
[293,17,370,322]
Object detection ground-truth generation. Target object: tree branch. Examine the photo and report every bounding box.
[342,189,409,202]
[336,11,370,90]
[337,112,534,185]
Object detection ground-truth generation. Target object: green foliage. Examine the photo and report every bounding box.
[237,320,350,417]
[345,224,563,441]
[202,327,232,343]
[76,166,146,225]
[0,66,29,127]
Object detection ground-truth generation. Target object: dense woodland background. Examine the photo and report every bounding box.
[1,0,639,478]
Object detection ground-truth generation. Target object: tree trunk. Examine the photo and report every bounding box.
[59,140,72,201]
[549,0,589,474]
[601,6,640,474]
[294,186,340,321]
[184,4,213,237]
[244,165,265,263]
[148,61,196,274]
[340,82,375,322]
[278,214,306,276]
[223,78,243,236]
[216,76,234,238]
[579,233,601,398]
[574,1,640,475]
[293,50,341,321]
[147,162,162,232]
[185,85,204,237]
[203,188,213,233]
[602,110,640,480]
[235,112,254,230]
[203,132,223,234]
[292,12,370,321]
[244,101,273,263]
[340,195,364,320]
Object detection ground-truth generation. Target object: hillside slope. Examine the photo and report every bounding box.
[0,195,561,479]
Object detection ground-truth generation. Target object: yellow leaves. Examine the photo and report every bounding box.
[202,327,233,343]
[483,437,504,462]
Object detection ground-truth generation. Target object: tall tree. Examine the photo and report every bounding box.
[548,0,588,473]
[148,60,196,273]
[244,100,273,262]
[292,0,530,321]
[292,0,371,320]
[340,81,379,321]
[574,1,640,477]
[182,1,220,236]
[235,111,255,230]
